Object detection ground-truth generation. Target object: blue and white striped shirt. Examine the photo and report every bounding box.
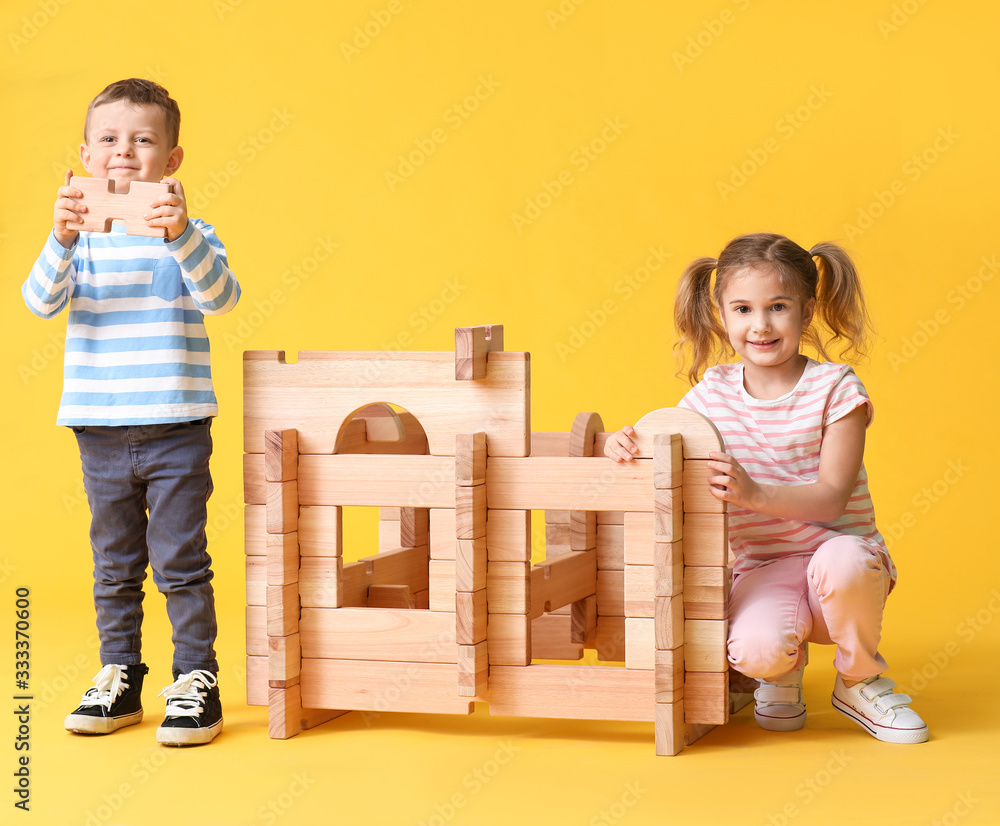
[23,219,240,426]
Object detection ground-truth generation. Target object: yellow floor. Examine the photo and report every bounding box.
[16,583,1000,826]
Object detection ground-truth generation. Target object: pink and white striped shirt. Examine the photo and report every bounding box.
[679,359,895,587]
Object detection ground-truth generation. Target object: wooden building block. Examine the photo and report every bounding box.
[684,619,729,672]
[268,633,301,688]
[487,665,654,722]
[455,326,487,380]
[458,642,488,696]
[487,613,531,665]
[653,488,682,542]
[655,647,685,703]
[531,612,584,660]
[486,561,530,614]
[430,508,458,559]
[457,589,488,644]
[530,432,570,456]
[545,522,570,555]
[266,583,299,637]
[653,433,683,490]
[299,557,344,608]
[266,532,299,585]
[682,460,726,513]
[457,536,488,592]
[529,550,597,619]
[247,606,267,656]
[265,429,298,482]
[298,454,455,508]
[596,523,624,570]
[545,510,571,525]
[630,408,724,460]
[266,479,298,534]
[570,510,597,552]
[301,659,475,715]
[684,671,729,725]
[683,566,730,620]
[379,517,402,554]
[456,432,487,486]
[428,559,457,611]
[624,511,654,565]
[366,584,415,609]
[595,616,626,662]
[624,564,654,618]
[455,484,486,540]
[654,595,684,651]
[70,176,171,237]
[624,617,654,670]
[298,506,342,557]
[244,452,265,504]
[300,607,456,663]
[339,546,430,607]
[570,594,597,645]
[654,541,684,597]
[654,701,685,756]
[400,507,430,549]
[568,412,603,551]
[487,457,653,512]
[596,570,625,616]
[486,509,531,562]
[681,513,728,567]
[247,556,266,606]
[597,511,625,525]
[268,684,302,739]
[245,505,266,556]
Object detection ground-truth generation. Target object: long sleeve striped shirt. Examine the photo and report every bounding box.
[678,359,895,587]
[22,219,240,425]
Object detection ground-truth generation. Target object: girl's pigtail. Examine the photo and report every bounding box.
[809,242,874,363]
[674,257,726,384]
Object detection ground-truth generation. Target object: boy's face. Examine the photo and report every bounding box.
[80,100,183,190]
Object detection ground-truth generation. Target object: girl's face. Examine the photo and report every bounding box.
[718,265,815,376]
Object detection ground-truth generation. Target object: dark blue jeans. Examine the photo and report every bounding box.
[73,419,219,675]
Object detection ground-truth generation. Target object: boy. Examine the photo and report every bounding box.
[22,78,240,746]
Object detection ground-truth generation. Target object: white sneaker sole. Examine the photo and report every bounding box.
[65,709,143,735]
[156,718,223,746]
[754,705,806,731]
[832,695,929,744]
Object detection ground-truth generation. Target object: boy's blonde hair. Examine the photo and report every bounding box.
[674,232,873,384]
[84,78,181,148]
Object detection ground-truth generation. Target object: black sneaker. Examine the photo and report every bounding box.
[155,670,223,746]
[64,663,148,735]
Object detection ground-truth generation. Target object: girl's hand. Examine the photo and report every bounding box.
[145,177,188,242]
[706,451,768,511]
[604,425,638,462]
[53,169,85,248]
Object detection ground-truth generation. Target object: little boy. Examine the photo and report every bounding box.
[22,78,240,746]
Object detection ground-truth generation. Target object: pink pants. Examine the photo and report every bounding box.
[727,536,892,683]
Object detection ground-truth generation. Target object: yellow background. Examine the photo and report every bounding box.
[2,1,998,824]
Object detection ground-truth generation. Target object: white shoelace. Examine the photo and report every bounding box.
[78,664,130,710]
[158,670,217,719]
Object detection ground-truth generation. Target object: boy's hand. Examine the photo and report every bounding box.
[145,177,188,242]
[54,169,86,248]
[706,451,767,511]
[604,425,639,463]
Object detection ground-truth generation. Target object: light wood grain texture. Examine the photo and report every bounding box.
[268,633,300,687]
[653,488,682,542]
[596,570,625,616]
[456,536,487,592]
[298,557,344,608]
[595,616,626,662]
[246,555,266,606]
[487,457,652,512]
[456,589,488,644]
[624,564,654,618]
[529,550,596,620]
[266,532,299,586]
[265,429,298,482]
[684,619,729,672]
[367,584,415,609]
[684,671,730,725]
[630,408,725,460]
[486,561,530,614]
[653,433,683,490]
[266,480,298,534]
[655,701,685,756]
[244,349,528,457]
[530,612,584,660]
[300,607,456,662]
[458,642,488,696]
[337,546,429,607]
[571,593,597,645]
[487,614,531,665]
[683,566,730,620]
[456,432,487,486]
[400,507,430,548]
[681,513,729,567]
[298,505,342,557]
[298,455,455,507]
[486,509,531,562]
[247,606,267,656]
[654,595,685,651]
[455,484,486,540]
[487,665,654,722]
[245,505,266,556]
[655,647,685,704]
[623,512,654,566]
[654,541,684,597]
[267,583,299,637]
[682,460,726,513]
[569,412,604,551]
[625,617,654,670]
[430,508,457,560]
[70,176,170,237]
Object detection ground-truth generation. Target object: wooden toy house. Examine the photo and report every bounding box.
[243,326,746,755]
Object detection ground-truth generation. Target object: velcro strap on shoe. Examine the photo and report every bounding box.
[756,685,801,704]
[876,692,913,710]
[859,676,897,702]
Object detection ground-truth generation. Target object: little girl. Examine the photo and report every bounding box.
[605,232,928,744]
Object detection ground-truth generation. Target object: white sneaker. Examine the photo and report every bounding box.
[832,674,929,744]
[754,648,807,731]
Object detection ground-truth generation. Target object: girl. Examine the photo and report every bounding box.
[605,233,927,744]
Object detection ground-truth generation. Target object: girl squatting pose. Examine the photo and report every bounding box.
[606,233,928,744]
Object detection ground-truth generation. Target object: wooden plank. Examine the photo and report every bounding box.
[487,614,531,665]
[655,701,685,756]
[456,432,487,486]
[337,546,430,607]
[301,659,475,715]
[655,595,684,651]
[487,457,653,512]
[265,429,298,482]
[486,561,530,614]
[530,550,596,619]
[684,619,729,672]
[456,485,486,540]
[243,349,529,457]
[300,608,456,662]
[685,671,729,725]
[298,455,455,507]
[623,512,654,566]
[625,617,654,670]
[298,505,342,557]
[456,536,487,592]
[268,633,300,688]
[624,564,654,618]
[458,642,488,696]
[486,509,531,562]
[487,665,654,722]
[244,452,264,504]
[266,480,298,534]
[266,532,299,586]
[653,488,682,542]
[654,541,684,597]
[530,432,570,456]
[682,513,729,567]
[299,557,343,608]
[266,583,299,638]
[456,589,488,644]
[655,647,684,703]
[682,460,726,513]
[569,412,603,552]
[247,556,266,606]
